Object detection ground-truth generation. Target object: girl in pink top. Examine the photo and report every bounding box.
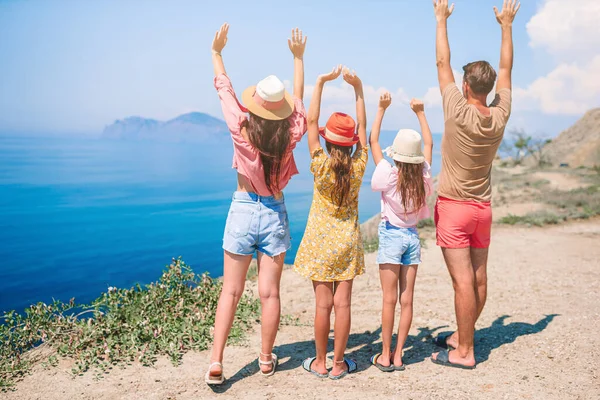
[368,94,434,372]
[206,24,308,385]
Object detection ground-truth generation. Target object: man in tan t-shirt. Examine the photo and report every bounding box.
[430,0,520,369]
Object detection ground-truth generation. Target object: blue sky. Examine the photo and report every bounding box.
[0,0,598,136]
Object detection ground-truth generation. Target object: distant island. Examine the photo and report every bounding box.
[102,112,229,142]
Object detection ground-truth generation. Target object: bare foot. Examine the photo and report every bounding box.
[377,352,392,367]
[431,349,476,368]
[446,332,459,349]
[330,360,348,377]
[309,357,328,375]
[208,362,223,378]
[391,351,403,368]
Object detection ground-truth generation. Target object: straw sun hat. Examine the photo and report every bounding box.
[241,75,295,120]
[384,129,425,164]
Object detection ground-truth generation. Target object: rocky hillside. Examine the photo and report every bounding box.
[102,112,229,142]
[543,108,600,167]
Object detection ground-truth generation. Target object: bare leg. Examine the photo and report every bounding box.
[331,279,354,377]
[432,248,476,367]
[378,264,400,366]
[256,251,285,373]
[209,251,253,377]
[392,264,418,367]
[447,247,489,349]
[312,281,334,375]
[472,247,489,319]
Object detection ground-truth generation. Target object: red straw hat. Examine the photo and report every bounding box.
[319,112,359,147]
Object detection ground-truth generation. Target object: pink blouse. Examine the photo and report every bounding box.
[214,74,308,196]
[371,160,433,228]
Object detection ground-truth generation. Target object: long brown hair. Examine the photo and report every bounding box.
[242,113,291,194]
[326,142,353,209]
[395,161,426,214]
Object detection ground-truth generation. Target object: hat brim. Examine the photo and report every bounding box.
[319,127,359,147]
[390,153,425,164]
[241,86,295,121]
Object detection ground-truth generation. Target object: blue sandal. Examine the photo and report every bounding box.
[328,358,357,380]
[370,354,394,372]
[302,357,328,378]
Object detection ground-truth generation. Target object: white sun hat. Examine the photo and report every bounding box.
[241,75,295,120]
[384,129,425,164]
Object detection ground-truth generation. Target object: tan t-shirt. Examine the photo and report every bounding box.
[438,84,512,202]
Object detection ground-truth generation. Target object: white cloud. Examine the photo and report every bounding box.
[527,0,600,62]
[302,82,416,130]
[514,55,600,115]
[422,70,464,108]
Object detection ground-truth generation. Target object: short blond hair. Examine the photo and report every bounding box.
[463,61,497,95]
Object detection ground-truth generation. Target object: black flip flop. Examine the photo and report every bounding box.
[392,362,406,371]
[431,350,475,370]
[370,354,394,373]
[434,333,456,350]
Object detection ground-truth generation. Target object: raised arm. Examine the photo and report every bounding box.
[369,92,392,166]
[343,69,367,150]
[288,28,307,100]
[410,99,434,166]
[212,23,229,76]
[433,0,455,93]
[494,0,521,91]
[307,65,342,155]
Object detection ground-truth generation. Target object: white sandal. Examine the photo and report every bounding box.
[204,361,225,385]
[257,352,278,377]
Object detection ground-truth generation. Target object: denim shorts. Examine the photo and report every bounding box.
[222,192,291,257]
[376,221,421,266]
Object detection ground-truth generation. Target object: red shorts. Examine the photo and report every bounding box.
[434,197,492,249]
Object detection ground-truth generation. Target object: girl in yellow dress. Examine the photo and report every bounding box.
[294,66,367,380]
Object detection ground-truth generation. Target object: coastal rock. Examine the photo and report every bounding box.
[102,112,229,143]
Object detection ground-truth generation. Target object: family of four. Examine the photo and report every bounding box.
[205,0,519,384]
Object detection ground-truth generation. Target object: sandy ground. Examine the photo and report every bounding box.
[6,219,600,400]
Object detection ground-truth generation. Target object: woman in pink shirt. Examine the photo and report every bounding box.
[205,24,308,385]
[369,94,434,372]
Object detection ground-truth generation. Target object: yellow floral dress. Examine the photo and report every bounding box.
[293,146,368,282]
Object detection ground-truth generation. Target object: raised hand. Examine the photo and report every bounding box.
[410,98,425,114]
[318,65,343,83]
[494,0,521,27]
[342,67,362,88]
[433,0,455,22]
[212,23,229,54]
[288,28,307,59]
[379,92,392,110]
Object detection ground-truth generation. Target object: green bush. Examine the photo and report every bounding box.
[0,258,260,390]
[417,218,435,229]
[363,237,379,253]
[499,212,565,227]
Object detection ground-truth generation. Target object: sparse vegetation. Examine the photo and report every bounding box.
[501,129,552,167]
[0,258,260,391]
[363,237,379,253]
[499,212,565,227]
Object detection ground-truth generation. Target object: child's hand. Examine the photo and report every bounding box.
[379,92,392,110]
[317,65,343,83]
[288,28,307,59]
[342,68,362,88]
[410,98,425,114]
[212,23,229,53]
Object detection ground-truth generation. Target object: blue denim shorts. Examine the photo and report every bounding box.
[222,192,291,257]
[376,221,421,266]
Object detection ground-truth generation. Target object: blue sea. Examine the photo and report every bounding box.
[0,133,442,313]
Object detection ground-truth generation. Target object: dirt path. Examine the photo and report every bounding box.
[6,220,600,400]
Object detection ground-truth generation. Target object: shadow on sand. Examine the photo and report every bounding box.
[209,314,558,393]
